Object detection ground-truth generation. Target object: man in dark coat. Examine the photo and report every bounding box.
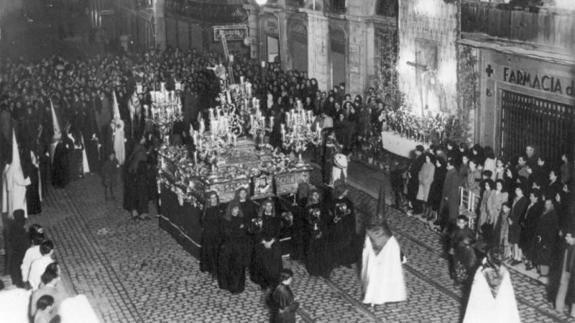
[509,185,529,265]
[554,228,575,317]
[439,158,462,231]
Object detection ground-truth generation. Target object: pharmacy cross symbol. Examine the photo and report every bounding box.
[485,65,494,77]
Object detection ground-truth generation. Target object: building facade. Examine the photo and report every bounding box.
[460,0,575,160]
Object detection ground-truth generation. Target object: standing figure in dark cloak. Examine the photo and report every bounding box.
[68,126,84,181]
[236,187,258,265]
[406,145,425,214]
[532,198,559,278]
[25,149,41,215]
[270,269,299,323]
[250,198,289,291]
[200,191,223,277]
[124,135,149,219]
[7,210,28,287]
[304,190,333,278]
[51,137,71,189]
[519,189,543,270]
[218,202,251,294]
[329,185,358,267]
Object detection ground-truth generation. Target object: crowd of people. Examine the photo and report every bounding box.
[400,139,575,315]
[0,214,99,323]
[0,40,572,321]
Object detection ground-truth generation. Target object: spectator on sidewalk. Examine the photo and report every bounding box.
[21,224,46,288]
[28,240,55,290]
[33,295,55,323]
[7,209,28,287]
[30,262,69,319]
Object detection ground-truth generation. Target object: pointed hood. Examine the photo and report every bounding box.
[11,130,22,174]
[112,91,121,120]
[50,100,61,140]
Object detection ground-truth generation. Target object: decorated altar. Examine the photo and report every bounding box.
[152,78,317,259]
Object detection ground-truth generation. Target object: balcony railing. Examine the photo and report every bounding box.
[165,0,248,24]
[461,1,575,52]
[327,0,347,14]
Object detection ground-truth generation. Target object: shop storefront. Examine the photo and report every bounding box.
[478,50,575,161]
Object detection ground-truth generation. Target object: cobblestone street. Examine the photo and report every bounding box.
[18,170,573,323]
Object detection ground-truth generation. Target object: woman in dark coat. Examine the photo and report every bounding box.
[218,201,251,294]
[520,189,544,269]
[250,198,286,291]
[508,186,529,265]
[304,190,333,278]
[533,198,559,277]
[427,158,446,225]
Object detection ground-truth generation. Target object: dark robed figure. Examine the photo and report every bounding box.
[270,269,299,323]
[200,192,223,276]
[250,198,287,290]
[218,202,251,294]
[329,187,359,267]
[304,190,333,278]
[51,136,72,189]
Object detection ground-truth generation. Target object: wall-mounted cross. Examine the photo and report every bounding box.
[485,64,494,77]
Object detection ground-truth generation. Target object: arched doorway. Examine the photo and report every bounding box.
[330,26,346,88]
[288,17,308,73]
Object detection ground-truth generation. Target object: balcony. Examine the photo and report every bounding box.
[461,1,575,53]
[165,0,248,24]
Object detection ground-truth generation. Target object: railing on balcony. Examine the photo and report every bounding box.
[461,1,575,52]
[327,0,347,14]
[165,0,248,24]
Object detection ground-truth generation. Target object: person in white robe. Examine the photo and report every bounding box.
[0,288,32,323]
[48,100,62,164]
[463,248,520,323]
[111,92,126,165]
[2,132,31,218]
[59,294,101,323]
[361,221,407,306]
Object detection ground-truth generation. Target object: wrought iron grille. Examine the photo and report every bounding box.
[500,90,574,163]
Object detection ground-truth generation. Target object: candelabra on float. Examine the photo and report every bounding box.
[281,100,322,166]
[148,81,183,144]
[249,103,273,147]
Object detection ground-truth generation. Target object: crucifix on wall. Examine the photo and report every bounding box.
[406,39,438,116]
